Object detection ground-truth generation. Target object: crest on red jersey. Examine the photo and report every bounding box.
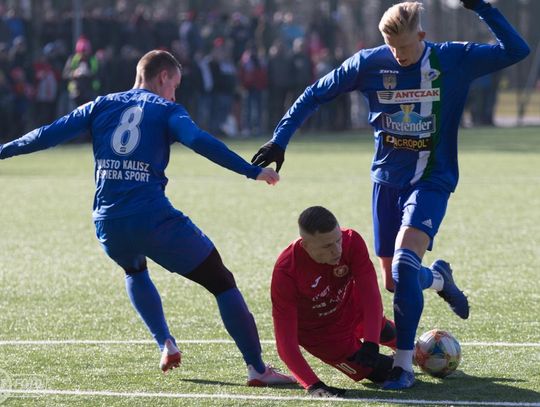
[333,265,349,278]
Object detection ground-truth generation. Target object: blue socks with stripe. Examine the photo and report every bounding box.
[392,249,424,351]
[125,270,173,351]
[216,288,266,373]
[125,271,265,373]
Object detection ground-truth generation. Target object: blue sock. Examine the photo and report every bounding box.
[418,265,434,289]
[216,288,265,373]
[125,270,172,351]
[392,249,424,350]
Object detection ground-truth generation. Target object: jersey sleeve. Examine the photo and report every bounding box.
[272,53,363,149]
[168,109,261,180]
[349,231,383,344]
[459,3,530,80]
[271,266,320,389]
[0,101,94,159]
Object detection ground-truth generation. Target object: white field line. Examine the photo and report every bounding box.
[0,389,539,407]
[0,339,539,347]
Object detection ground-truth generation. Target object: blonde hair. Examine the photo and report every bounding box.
[379,2,424,36]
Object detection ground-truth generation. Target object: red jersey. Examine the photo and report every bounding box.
[271,228,383,388]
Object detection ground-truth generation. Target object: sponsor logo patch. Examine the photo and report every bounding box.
[383,133,432,151]
[381,104,436,135]
[377,88,440,104]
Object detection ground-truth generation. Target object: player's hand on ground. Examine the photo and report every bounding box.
[251,141,285,173]
[307,381,346,398]
[256,167,280,185]
[349,341,380,368]
[460,0,486,10]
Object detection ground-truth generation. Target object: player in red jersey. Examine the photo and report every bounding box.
[271,206,397,397]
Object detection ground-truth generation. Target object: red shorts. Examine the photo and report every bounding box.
[302,317,396,381]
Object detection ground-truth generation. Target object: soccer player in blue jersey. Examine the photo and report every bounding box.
[251,0,529,390]
[0,50,296,387]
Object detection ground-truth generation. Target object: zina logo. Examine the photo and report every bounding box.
[0,368,12,404]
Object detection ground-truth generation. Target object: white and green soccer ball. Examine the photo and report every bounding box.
[414,329,462,378]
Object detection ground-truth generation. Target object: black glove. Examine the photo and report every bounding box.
[251,141,285,173]
[349,341,380,368]
[307,381,347,398]
[460,0,488,10]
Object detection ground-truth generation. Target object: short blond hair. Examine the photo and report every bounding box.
[379,2,424,36]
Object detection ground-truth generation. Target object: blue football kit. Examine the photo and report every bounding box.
[0,88,262,272]
[269,3,529,256]
[0,87,270,372]
[264,1,529,357]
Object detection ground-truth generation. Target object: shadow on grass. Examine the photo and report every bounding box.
[180,378,300,391]
[180,378,239,387]
[344,370,540,403]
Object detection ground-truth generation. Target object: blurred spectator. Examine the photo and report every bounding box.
[4,8,26,45]
[94,46,114,95]
[290,38,313,100]
[179,10,202,58]
[0,42,9,74]
[109,45,140,93]
[126,5,154,51]
[9,36,31,76]
[267,39,292,130]
[9,66,33,136]
[280,12,304,47]
[229,12,251,63]
[63,36,100,108]
[0,70,13,141]
[172,40,203,123]
[239,43,267,136]
[312,48,334,130]
[466,72,501,126]
[195,50,214,131]
[208,38,237,137]
[0,8,10,45]
[33,48,60,127]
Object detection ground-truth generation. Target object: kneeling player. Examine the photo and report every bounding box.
[271,206,397,397]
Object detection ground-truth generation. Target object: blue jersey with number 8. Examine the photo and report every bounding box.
[0,88,261,219]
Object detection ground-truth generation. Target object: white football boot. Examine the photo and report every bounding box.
[159,338,181,373]
[246,364,297,386]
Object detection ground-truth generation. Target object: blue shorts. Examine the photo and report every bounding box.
[372,182,450,258]
[95,206,214,275]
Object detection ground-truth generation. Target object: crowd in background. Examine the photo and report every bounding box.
[0,2,501,142]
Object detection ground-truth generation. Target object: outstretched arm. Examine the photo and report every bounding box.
[169,113,273,181]
[460,0,530,80]
[251,53,363,171]
[272,54,362,149]
[0,103,93,159]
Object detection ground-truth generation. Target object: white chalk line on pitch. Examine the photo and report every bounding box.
[0,339,539,346]
[0,389,539,407]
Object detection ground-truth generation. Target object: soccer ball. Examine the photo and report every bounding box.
[414,329,461,378]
